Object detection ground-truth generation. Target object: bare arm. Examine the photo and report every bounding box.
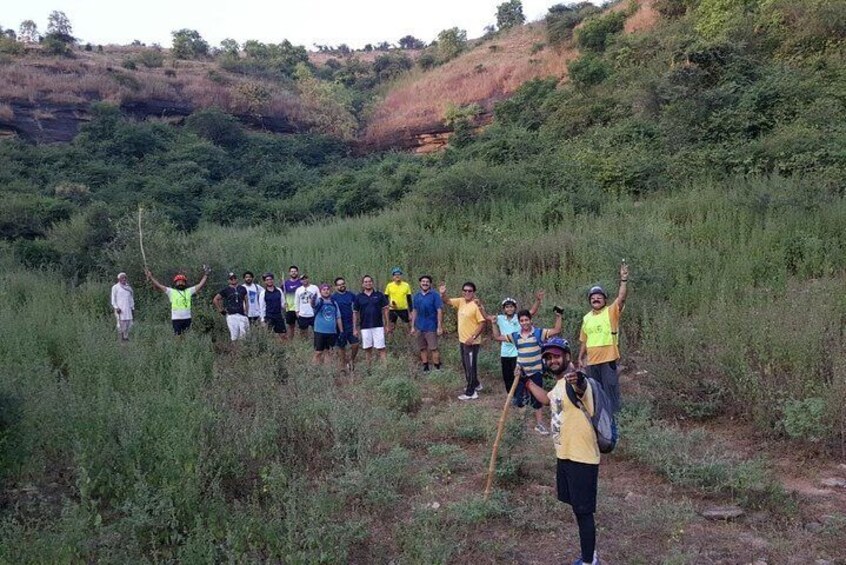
[213,293,224,314]
[615,262,629,308]
[490,317,507,342]
[547,311,563,337]
[529,290,544,317]
[437,308,443,335]
[145,270,167,293]
[438,283,449,303]
[409,307,417,334]
[353,310,360,336]
[524,376,551,406]
[194,271,209,293]
[578,341,588,369]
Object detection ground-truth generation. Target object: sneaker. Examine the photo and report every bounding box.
[534,423,550,435]
[457,392,479,401]
[571,551,599,565]
[475,382,484,392]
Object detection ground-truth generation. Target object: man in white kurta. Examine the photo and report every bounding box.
[111,272,135,341]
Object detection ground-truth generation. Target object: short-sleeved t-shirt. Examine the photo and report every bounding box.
[548,378,599,464]
[165,286,198,320]
[313,298,341,334]
[241,283,261,317]
[218,285,247,316]
[385,281,413,310]
[412,290,442,332]
[579,301,622,365]
[448,298,486,345]
[496,314,520,358]
[354,291,388,329]
[283,279,302,311]
[505,327,553,376]
[332,291,355,331]
[294,285,319,317]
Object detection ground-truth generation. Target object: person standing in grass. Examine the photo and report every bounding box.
[490,292,544,393]
[241,271,262,324]
[578,261,629,413]
[258,273,287,344]
[385,267,413,333]
[145,266,210,336]
[283,266,303,340]
[110,272,135,341]
[353,275,389,365]
[440,281,487,401]
[213,272,249,342]
[491,306,562,435]
[312,283,343,367]
[332,277,359,372]
[523,337,603,565]
[293,274,319,338]
[409,275,443,372]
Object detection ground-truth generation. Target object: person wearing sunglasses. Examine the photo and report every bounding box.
[440,281,487,400]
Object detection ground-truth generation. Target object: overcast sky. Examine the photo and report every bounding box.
[3,1,575,49]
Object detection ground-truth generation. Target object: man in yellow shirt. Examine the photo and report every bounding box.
[524,338,602,565]
[384,267,413,333]
[439,281,487,400]
[578,261,629,413]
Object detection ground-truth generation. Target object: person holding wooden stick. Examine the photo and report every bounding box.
[522,337,602,565]
[146,266,210,335]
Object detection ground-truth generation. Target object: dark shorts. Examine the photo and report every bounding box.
[172,318,192,335]
[248,316,260,324]
[285,311,297,327]
[314,332,337,351]
[586,360,621,413]
[389,309,410,324]
[416,331,438,351]
[266,316,287,334]
[514,373,543,410]
[297,316,314,330]
[557,459,599,514]
[336,329,359,348]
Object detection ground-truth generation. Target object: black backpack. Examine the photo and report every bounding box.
[566,376,618,454]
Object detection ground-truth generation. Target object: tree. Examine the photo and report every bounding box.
[398,35,425,50]
[219,38,239,56]
[497,0,526,30]
[171,29,209,59]
[436,27,467,63]
[19,20,39,43]
[46,10,73,40]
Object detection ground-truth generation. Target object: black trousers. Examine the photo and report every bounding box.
[460,344,480,395]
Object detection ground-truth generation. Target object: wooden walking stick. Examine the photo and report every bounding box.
[137,206,149,271]
[484,368,523,499]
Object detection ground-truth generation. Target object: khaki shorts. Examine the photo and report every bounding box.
[416,331,438,351]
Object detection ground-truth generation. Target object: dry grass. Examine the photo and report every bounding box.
[362,0,660,146]
[309,48,422,67]
[0,103,14,120]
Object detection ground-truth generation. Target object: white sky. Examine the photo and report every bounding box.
[2,1,576,49]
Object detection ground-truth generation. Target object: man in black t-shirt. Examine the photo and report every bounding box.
[214,272,249,341]
[352,275,389,365]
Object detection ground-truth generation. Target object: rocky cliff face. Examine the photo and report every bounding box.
[0,99,301,144]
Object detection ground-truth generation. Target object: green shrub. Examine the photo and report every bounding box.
[377,377,422,413]
[781,397,827,441]
[121,58,137,70]
[568,53,611,87]
[575,11,626,52]
[136,49,164,68]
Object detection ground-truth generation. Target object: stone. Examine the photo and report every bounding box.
[819,477,846,489]
[421,397,435,404]
[804,522,824,534]
[429,502,441,510]
[814,560,833,565]
[701,505,744,520]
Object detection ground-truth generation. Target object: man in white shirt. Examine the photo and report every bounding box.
[293,274,319,338]
[110,272,135,341]
[241,271,262,324]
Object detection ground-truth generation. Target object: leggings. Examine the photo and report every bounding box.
[460,344,480,395]
[500,356,517,393]
[575,512,596,563]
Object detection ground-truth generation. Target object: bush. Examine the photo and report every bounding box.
[568,53,611,87]
[136,49,164,68]
[377,377,422,413]
[575,11,627,52]
[781,397,827,441]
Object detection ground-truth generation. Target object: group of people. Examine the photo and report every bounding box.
[111,261,631,565]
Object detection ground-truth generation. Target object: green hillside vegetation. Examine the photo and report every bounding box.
[2,0,846,561]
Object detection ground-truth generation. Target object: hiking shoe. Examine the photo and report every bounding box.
[534,423,550,435]
[457,392,479,401]
[475,383,484,392]
[571,551,600,565]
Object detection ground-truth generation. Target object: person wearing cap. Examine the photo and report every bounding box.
[488,291,544,394]
[384,267,413,333]
[283,266,303,340]
[522,337,603,565]
[332,277,359,372]
[578,262,629,413]
[491,303,561,435]
[241,271,262,324]
[145,266,210,335]
[409,275,443,372]
[353,275,390,365]
[293,274,320,337]
[214,273,249,341]
[258,273,287,344]
[439,281,487,400]
[110,272,135,341]
[311,283,343,366]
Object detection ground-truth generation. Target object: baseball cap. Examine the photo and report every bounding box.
[228,272,237,279]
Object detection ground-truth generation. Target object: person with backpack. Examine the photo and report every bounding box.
[578,261,629,413]
[522,337,604,565]
[258,273,287,344]
[312,283,343,366]
[490,306,562,435]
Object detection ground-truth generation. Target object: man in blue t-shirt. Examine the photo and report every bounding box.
[410,275,443,372]
[312,283,342,366]
[353,275,389,365]
[332,276,359,372]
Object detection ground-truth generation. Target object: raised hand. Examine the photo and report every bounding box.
[620,261,629,280]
